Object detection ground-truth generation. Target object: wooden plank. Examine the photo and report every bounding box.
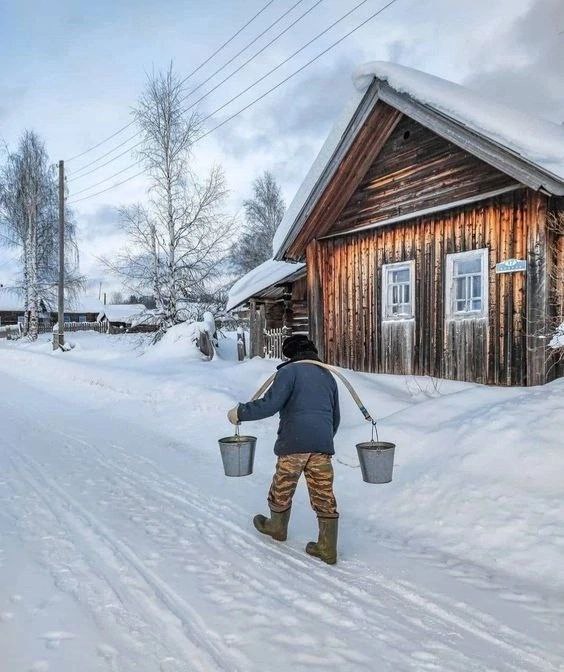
[526,190,549,385]
[314,189,538,385]
[288,103,403,257]
[331,116,517,235]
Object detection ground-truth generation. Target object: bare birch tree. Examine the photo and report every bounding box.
[0,131,82,339]
[103,65,233,338]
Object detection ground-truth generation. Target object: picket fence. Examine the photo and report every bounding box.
[263,328,285,359]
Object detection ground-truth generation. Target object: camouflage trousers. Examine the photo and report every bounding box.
[268,453,339,519]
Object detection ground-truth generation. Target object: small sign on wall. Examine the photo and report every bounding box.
[496,259,527,274]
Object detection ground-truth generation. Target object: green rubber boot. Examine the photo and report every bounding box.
[306,517,338,565]
[253,508,291,542]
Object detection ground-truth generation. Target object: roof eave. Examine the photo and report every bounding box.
[275,77,564,262]
[274,80,383,261]
[378,84,564,196]
[226,265,306,312]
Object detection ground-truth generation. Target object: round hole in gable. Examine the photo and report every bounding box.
[403,130,411,140]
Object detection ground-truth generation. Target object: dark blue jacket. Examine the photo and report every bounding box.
[237,361,340,456]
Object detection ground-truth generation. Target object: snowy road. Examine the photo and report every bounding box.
[1,340,563,671]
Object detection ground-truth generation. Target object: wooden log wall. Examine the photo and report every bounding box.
[307,240,326,360]
[311,188,551,385]
[332,116,517,234]
[291,276,309,334]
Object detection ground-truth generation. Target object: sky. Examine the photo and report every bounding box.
[0,0,563,296]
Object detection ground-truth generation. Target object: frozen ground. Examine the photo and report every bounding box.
[0,330,563,672]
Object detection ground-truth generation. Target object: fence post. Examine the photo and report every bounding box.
[237,327,246,361]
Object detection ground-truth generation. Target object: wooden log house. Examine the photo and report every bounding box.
[268,63,564,386]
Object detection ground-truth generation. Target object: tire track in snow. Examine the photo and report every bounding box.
[7,445,244,672]
[4,391,562,672]
[30,412,561,672]
[88,441,560,672]
[19,424,486,671]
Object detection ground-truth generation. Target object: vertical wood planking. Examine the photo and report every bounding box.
[310,188,548,385]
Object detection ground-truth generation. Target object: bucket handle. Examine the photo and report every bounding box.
[371,420,379,444]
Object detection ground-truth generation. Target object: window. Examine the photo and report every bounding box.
[446,249,488,318]
[382,260,415,320]
[79,315,87,323]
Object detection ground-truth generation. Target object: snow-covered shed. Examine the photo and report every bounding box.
[63,297,105,323]
[0,289,50,327]
[97,304,147,330]
[0,289,28,326]
[0,291,103,329]
[273,62,564,385]
[227,259,306,357]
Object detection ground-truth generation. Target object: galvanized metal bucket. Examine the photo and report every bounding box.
[218,426,257,477]
[356,440,396,484]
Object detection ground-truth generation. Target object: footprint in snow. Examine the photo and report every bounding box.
[0,611,15,622]
[40,631,75,649]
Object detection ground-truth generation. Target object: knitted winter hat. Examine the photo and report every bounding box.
[282,334,318,359]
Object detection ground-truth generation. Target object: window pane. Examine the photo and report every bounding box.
[472,275,481,298]
[393,269,410,283]
[471,298,482,311]
[403,285,410,303]
[455,277,467,300]
[456,299,466,311]
[454,257,481,275]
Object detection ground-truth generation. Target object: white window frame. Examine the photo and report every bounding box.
[381,260,415,321]
[445,248,489,320]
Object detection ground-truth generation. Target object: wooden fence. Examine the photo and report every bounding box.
[263,328,285,359]
[38,321,106,334]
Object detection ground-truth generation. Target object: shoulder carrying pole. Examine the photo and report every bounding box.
[251,360,376,424]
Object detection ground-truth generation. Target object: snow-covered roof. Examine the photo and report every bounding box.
[273,61,564,258]
[272,86,367,258]
[354,62,564,182]
[0,291,105,314]
[98,304,146,323]
[66,297,105,314]
[226,259,305,312]
[0,288,25,312]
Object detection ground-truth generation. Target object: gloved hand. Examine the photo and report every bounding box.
[227,405,240,425]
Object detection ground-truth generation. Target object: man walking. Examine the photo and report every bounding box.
[227,335,340,564]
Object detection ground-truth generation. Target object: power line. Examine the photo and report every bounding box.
[70,0,365,187]
[177,0,306,97]
[69,0,315,182]
[68,0,400,205]
[200,0,399,138]
[198,0,372,123]
[65,0,278,164]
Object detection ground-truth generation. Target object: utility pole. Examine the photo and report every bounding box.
[54,160,65,350]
